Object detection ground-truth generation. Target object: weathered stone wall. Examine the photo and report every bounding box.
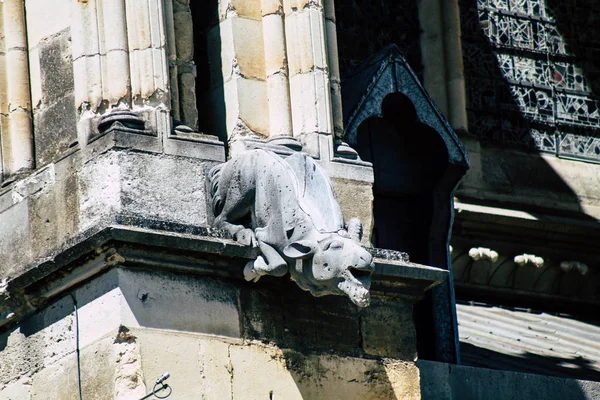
[0,132,222,280]
[0,267,422,399]
[335,0,422,77]
[25,0,77,167]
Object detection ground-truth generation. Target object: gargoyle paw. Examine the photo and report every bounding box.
[244,260,260,282]
[234,228,257,247]
[244,256,269,282]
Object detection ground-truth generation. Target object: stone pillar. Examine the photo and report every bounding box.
[102,0,130,107]
[417,0,449,117]
[0,0,35,177]
[441,0,468,132]
[164,0,180,123]
[165,0,199,129]
[125,0,170,133]
[324,0,343,140]
[72,0,171,141]
[125,0,169,105]
[71,0,129,141]
[261,0,293,138]
[283,0,333,139]
[207,0,268,143]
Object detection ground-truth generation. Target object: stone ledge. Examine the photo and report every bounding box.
[0,220,447,332]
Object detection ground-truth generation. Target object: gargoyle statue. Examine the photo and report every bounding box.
[209,149,374,307]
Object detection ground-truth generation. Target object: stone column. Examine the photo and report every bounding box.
[417,0,449,117]
[166,0,199,129]
[72,0,171,140]
[208,0,268,143]
[441,0,468,132]
[125,0,169,106]
[71,0,105,115]
[283,0,334,139]
[0,0,35,177]
[164,0,180,123]
[324,0,343,140]
[72,0,129,141]
[101,0,130,107]
[261,0,293,138]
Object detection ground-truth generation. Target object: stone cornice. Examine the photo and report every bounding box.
[0,219,448,333]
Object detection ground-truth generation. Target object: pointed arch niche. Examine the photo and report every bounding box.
[342,45,469,363]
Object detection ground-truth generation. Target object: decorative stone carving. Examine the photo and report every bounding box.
[560,261,589,275]
[514,254,544,268]
[209,149,374,307]
[468,247,499,262]
[97,109,151,136]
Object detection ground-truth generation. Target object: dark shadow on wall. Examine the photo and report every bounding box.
[448,0,600,379]
[335,0,423,78]
[455,0,600,219]
[460,342,600,383]
[418,358,597,400]
[189,0,228,155]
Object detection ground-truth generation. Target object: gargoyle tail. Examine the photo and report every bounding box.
[208,163,225,217]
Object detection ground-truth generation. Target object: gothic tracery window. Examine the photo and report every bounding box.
[460,0,600,161]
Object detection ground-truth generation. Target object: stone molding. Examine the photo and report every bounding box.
[0,221,448,333]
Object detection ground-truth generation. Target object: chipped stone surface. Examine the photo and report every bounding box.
[135,328,422,400]
[113,327,147,400]
[360,299,417,360]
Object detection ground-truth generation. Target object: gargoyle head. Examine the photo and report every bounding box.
[283,220,374,307]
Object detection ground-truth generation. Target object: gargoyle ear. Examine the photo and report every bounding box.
[283,240,316,259]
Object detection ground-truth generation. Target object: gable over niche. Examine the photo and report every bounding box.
[342,44,468,171]
[341,45,469,364]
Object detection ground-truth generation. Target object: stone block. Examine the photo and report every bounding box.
[118,269,241,337]
[174,9,194,61]
[119,152,211,226]
[236,77,269,135]
[0,270,124,387]
[199,339,234,400]
[38,29,74,105]
[262,14,287,76]
[360,299,417,360]
[178,71,199,128]
[0,324,44,387]
[78,151,121,232]
[103,49,130,104]
[331,177,374,245]
[232,17,265,81]
[240,281,362,355]
[72,55,103,111]
[283,351,421,400]
[27,156,78,260]
[30,336,116,400]
[24,0,71,49]
[230,344,304,399]
[219,0,262,21]
[215,76,269,137]
[33,95,78,166]
[285,8,328,76]
[28,47,42,108]
[284,0,324,14]
[0,376,32,400]
[135,328,205,399]
[289,69,333,135]
[261,0,282,16]
[0,200,30,279]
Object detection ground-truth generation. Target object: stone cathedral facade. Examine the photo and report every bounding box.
[0,0,599,399]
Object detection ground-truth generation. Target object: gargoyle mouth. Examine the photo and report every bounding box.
[339,266,373,307]
[349,267,373,280]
